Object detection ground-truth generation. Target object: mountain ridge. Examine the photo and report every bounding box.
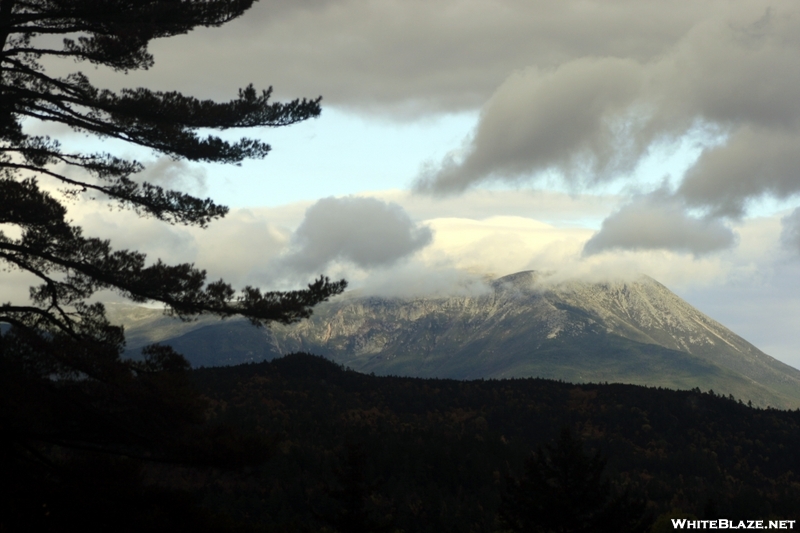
[108,271,800,409]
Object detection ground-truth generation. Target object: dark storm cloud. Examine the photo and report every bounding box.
[277,196,432,274]
[583,190,737,256]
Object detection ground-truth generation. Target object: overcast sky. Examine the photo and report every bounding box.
[21,0,800,368]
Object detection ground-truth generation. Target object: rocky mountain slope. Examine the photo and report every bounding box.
[108,271,800,409]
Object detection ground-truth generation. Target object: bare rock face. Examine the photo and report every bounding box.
[111,271,800,409]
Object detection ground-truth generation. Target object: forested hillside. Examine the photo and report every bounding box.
[177,353,800,531]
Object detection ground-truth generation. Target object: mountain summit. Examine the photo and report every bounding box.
[110,271,800,409]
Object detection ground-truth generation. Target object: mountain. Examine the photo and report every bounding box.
[108,271,800,409]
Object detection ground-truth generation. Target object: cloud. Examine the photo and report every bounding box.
[34,0,800,227]
[275,196,432,276]
[415,57,647,194]
[39,0,729,114]
[0,269,44,306]
[67,203,290,290]
[406,213,734,291]
[780,207,800,254]
[415,5,800,219]
[350,263,493,299]
[368,188,621,227]
[46,190,734,299]
[133,157,208,195]
[415,216,589,277]
[19,0,800,366]
[675,214,800,368]
[583,190,737,256]
[678,127,800,217]
[78,211,200,265]
[190,209,290,286]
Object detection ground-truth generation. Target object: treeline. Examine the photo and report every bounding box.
[175,353,800,531]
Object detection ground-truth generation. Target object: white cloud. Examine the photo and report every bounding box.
[416,216,590,278]
[77,210,200,266]
[369,188,620,226]
[133,157,209,196]
[409,214,731,291]
[66,202,290,292]
[189,209,290,287]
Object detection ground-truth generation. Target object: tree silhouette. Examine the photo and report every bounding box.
[0,0,345,528]
[499,428,651,533]
[316,441,395,533]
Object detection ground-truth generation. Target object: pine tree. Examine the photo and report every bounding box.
[498,428,652,533]
[0,0,346,528]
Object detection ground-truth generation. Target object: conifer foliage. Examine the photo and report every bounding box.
[499,428,652,533]
[0,0,345,527]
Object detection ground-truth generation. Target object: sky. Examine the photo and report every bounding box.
[17,0,800,368]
